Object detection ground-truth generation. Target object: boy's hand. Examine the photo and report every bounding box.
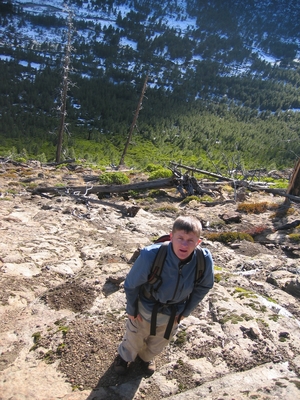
[128,314,143,322]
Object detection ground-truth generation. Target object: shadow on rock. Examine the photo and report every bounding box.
[85,359,147,400]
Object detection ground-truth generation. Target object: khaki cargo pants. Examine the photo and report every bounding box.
[118,316,178,362]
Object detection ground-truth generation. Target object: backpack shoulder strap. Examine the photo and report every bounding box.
[147,241,169,285]
[195,246,206,283]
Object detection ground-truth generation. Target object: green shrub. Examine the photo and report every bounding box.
[223,184,234,193]
[205,231,254,243]
[263,177,289,189]
[200,195,214,202]
[148,168,173,180]
[237,202,270,214]
[181,195,200,204]
[36,153,47,163]
[144,163,162,173]
[99,172,130,185]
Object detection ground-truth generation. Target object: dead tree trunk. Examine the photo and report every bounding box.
[56,7,74,163]
[118,75,148,168]
[286,158,300,197]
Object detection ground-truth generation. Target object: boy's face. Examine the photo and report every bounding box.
[170,229,201,260]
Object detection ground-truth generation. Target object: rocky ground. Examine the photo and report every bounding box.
[0,161,300,400]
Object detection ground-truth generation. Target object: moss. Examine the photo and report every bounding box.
[153,205,178,213]
[256,318,269,327]
[262,295,277,304]
[57,325,69,337]
[181,195,201,204]
[241,313,253,321]
[43,350,55,364]
[289,233,300,243]
[269,314,279,322]
[148,189,167,197]
[222,184,234,193]
[30,331,42,351]
[56,342,66,354]
[214,273,222,283]
[234,287,256,298]
[200,195,214,202]
[220,313,244,324]
[175,331,187,345]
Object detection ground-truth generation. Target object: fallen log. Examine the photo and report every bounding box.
[275,220,300,231]
[32,177,176,195]
[170,162,235,182]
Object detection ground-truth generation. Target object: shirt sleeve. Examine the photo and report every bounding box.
[181,248,214,317]
[123,246,157,316]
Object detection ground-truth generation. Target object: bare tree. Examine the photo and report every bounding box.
[118,75,148,168]
[287,157,300,196]
[56,4,74,163]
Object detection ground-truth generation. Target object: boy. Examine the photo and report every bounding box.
[114,215,214,375]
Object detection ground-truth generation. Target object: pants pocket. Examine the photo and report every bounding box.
[127,318,138,333]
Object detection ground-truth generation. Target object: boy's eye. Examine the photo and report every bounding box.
[177,237,195,244]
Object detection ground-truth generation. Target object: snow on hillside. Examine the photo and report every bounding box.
[1,1,296,78]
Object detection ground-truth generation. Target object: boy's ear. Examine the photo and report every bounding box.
[197,239,202,245]
[169,232,173,241]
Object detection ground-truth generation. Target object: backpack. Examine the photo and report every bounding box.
[147,234,206,288]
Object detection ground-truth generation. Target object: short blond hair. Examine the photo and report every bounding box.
[172,216,202,238]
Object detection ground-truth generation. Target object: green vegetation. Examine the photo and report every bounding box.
[289,233,300,242]
[220,312,244,324]
[269,314,280,322]
[148,168,173,180]
[175,330,187,345]
[256,318,269,327]
[1,1,300,172]
[30,331,42,351]
[205,231,254,243]
[56,326,69,337]
[153,205,178,213]
[98,172,130,185]
[181,195,201,204]
[234,287,256,299]
[237,202,278,214]
[263,177,289,189]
